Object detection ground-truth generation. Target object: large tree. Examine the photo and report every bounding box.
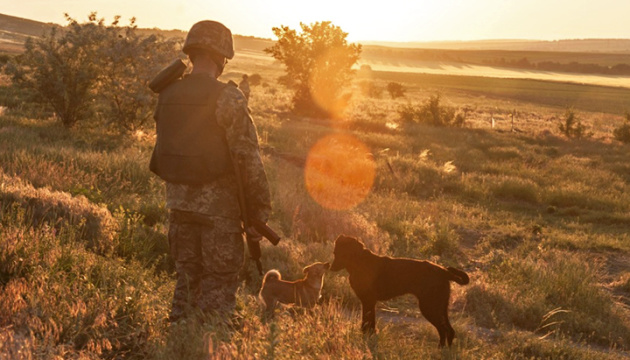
[265,21,361,118]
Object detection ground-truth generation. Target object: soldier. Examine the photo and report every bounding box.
[149,20,271,321]
[239,74,251,101]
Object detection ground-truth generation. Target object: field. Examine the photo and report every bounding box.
[2,38,630,360]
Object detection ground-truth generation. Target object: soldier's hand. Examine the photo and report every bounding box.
[245,226,262,242]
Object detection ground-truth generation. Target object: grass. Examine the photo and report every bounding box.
[1,48,630,359]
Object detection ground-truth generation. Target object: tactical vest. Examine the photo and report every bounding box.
[150,74,232,185]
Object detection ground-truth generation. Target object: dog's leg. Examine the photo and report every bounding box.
[361,298,377,334]
[419,302,449,348]
[443,309,455,346]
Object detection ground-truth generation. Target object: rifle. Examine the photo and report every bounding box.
[231,153,280,275]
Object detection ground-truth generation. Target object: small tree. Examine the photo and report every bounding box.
[248,73,262,86]
[387,82,406,99]
[398,94,466,128]
[613,113,630,144]
[7,13,107,127]
[358,80,383,98]
[265,21,361,117]
[98,16,178,132]
[558,108,592,139]
[6,13,179,132]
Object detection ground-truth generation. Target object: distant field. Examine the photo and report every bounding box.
[358,58,630,89]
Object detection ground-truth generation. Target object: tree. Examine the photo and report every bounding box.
[7,13,107,127]
[398,94,466,128]
[98,16,179,132]
[558,108,592,139]
[387,82,406,99]
[265,21,361,117]
[6,13,178,132]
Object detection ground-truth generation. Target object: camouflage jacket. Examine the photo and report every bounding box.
[163,79,271,232]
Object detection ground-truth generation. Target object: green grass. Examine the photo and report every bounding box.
[2,50,630,359]
[362,70,630,115]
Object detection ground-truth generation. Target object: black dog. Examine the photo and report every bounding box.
[329,235,469,347]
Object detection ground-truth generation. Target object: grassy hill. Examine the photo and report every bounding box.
[1,12,630,360]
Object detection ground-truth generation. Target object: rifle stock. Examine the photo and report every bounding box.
[252,218,280,245]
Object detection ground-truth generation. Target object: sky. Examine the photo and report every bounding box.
[2,0,629,42]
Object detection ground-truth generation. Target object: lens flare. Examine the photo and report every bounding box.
[305,133,376,210]
[308,47,352,119]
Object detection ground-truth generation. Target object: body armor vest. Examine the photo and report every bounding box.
[150,74,232,185]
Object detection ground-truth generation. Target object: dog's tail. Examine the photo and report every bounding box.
[446,267,469,285]
[262,269,281,283]
[258,269,282,307]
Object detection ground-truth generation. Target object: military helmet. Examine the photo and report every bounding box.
[183,20,234,59]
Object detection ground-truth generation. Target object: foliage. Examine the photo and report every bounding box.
[358,80,382,98]
[3,38,630,359]
[558,108,592,139]
[387,82,406,99]
[613,113,630,144]
[248,73,262,86]
[97,16,178,133]
[265,21,361,117]
[398,94,466,127]
[6,14,105,127]
[4,13,177,131]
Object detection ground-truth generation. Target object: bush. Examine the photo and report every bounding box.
[398,94,466,127]
[248,73,262,86]
[5,13,178,132]
[558,108,592,139]
[613,113,630,144]
[265,21,362,117]
[6,15,105,128]
[358,80,383,98]
[98,17,179,133]
[386,82,406,99]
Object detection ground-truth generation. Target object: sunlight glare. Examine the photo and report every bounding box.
[305,134,376,210]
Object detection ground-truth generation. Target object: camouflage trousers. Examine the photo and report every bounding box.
[168,210,244,321]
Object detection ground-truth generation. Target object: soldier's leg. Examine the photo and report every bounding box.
[168,220,203,322]
[199,228,245,315]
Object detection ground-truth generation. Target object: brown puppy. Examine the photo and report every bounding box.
[259,262,330,313]
[329,235,469,347]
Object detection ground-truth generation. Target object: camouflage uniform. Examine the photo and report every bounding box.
[164,83,271,320]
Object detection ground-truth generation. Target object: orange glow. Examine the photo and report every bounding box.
[308,47,351,119]
[305,133,375,210]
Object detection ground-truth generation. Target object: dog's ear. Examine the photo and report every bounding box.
[323,262,330,269]
[303,265,310,274]
[344,236,365,254]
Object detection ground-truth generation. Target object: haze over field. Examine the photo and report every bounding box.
[2,0,629,42]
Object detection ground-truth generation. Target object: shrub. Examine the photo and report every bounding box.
[398,94,466,127]
[558,108,592,139]
[358,80,383,98]
[97,17,179,133]
[386,82,406,99]
[265,21,362,117]
[248,73,262,86]
[5,13,178,132]
[613,113,630,144]
[5,14,106,128]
